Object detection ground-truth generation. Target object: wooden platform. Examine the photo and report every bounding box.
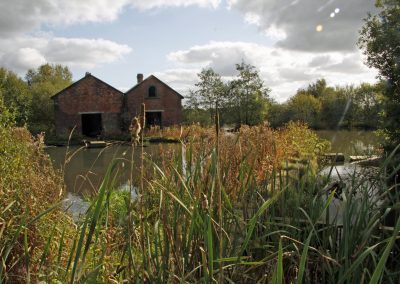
[83,140,108,148]
[323,153,345,163]
[349,155,379,162]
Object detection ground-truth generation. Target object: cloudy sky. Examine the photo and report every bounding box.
[0,0,379,102]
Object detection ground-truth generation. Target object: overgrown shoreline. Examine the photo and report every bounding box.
[2,111,399,282]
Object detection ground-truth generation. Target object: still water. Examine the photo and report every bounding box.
[46,143,177,194]
[316,130,382,157]
[46,130,381,194]
[46,131,381,219]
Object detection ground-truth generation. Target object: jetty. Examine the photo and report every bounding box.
[83,140,108,148]
[323,153,345,163]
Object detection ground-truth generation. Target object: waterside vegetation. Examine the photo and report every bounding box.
[1,98,399,282]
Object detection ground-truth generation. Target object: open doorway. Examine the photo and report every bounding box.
[146,111,162,127]
[81,113,102,137]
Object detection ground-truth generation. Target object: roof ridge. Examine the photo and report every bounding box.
[125,74,184,99]
[51,73,124,99]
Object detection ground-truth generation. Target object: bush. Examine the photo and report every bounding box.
[0,98,72,283]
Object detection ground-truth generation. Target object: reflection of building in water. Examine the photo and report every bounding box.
[46,144,180,194]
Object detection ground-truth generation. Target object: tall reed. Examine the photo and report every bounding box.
[2,122,399,283]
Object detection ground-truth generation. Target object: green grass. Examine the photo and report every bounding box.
[1,120,399,283]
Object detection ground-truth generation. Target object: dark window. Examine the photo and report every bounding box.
[148,86,156,97]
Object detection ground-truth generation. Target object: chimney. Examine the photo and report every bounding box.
[85,72,91,77]
[137,73,143,84]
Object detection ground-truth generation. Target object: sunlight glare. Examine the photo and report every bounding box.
[316,25,323,32]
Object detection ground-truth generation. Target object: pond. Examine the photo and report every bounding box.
[46,143,180,219]
[315,130,382,157]
[46,130,381,194]
[46,143,179,194]
[46,130,381,219]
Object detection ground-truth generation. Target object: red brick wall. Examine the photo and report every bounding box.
[53,75,123,137]
[125,76,183,126]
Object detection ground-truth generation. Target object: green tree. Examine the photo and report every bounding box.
[0,68,30,125]
[333,85,357,128]
[228,62,271,125]
[267,101,290,128]
[287,93,322,127]
[352,82,384,128]
[319,91,350,129]
[358,0,400,152]
[183,106,213,125]
[26,64,72,134]
[297,78,334,98]
[188,68,226,123]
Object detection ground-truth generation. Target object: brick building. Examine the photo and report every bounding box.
[125,74,183,128]
[52,72,183,138]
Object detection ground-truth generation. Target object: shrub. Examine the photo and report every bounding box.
[0,98,72,283]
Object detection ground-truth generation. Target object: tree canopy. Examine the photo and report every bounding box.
[186,62,271,126]
[268,79,384,130]
[0,64,72,135]
[26,64,73,134]
[358,0,400,152]
[0,68,30,125]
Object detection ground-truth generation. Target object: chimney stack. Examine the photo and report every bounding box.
[137,73,143,84]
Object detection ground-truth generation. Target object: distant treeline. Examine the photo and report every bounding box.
[268,79,384,129]
[0,64,72,135]
[183,65,384,130]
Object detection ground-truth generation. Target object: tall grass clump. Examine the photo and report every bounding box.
[2,109,399,282]
[0,98,74,283]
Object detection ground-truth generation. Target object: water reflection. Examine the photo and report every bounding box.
[316,130,382,157]
[62,192,90,221]
[319,163,381,225]
[47,131,380,194]
[46,143,177,194]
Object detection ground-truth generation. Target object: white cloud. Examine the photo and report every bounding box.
[227,0,377,52]
[44,38,132,68]
[0,0,221,37]
[167,41,377,102]
[129,0,221,10]
[0,36,132,72]
[2,48,46,71]
[153,68,199,97]
[0,0,219,74]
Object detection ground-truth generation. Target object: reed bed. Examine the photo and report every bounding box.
[1,120,399,283]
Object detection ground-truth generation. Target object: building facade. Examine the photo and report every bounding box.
[125,74,183,128]
[52,72,183,138]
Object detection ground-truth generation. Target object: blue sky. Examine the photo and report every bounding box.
[0,0,379,101]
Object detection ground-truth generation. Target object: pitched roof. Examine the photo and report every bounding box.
[51,73,124,99]
[125,75,184,99]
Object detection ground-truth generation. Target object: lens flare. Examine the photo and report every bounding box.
[316,25,323,32]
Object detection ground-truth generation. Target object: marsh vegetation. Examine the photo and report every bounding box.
[1,108,399,282]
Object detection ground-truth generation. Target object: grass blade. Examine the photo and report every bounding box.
[369,216,400,284]
[277,238,283,284]
[296,232,312,284]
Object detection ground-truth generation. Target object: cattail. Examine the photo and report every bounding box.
[140,103,146,130]
[201,193,209,210]
[129,117,141,145]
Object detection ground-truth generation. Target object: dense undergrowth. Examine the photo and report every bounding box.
[0,99,73,283]
[1,101,399,282]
